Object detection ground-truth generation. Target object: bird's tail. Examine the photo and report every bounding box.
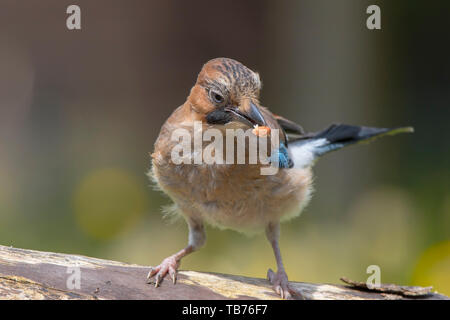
[288,124,414,168]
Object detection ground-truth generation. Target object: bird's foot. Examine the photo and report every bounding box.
[147,255,179,287]
[267,268,294,299]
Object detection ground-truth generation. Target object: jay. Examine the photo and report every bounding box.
[148,57,412,298]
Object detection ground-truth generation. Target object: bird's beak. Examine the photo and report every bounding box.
[225,101,266,127]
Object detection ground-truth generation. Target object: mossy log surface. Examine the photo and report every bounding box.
[0,245,447,300]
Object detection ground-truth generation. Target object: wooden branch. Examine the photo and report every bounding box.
[0,245,447,300]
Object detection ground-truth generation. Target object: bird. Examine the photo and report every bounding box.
[148,57,413,299]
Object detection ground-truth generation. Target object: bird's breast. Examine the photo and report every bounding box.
[152,149,313,232]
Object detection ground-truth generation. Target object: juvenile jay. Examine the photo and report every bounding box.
[148,57,412,298]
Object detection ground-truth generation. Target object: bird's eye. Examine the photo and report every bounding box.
[209,90,225,105]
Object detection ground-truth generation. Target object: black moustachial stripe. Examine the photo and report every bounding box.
[205,109,233,125]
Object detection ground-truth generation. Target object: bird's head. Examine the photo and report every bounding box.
[187,58,266,129]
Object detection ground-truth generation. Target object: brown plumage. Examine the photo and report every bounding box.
[148,58,312,298]
[147,57,413,298]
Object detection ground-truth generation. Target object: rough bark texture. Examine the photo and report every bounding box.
[0,245,447,300]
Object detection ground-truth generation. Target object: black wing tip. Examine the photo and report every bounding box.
[315,124,414,144]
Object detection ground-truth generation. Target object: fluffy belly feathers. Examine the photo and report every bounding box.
[151,153,313,232]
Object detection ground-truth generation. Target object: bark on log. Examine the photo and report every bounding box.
[0,245,447,300]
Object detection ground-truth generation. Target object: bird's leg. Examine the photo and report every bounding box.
[147,218,205,287]
[265,222,292,299]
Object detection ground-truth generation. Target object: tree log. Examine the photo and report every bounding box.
[0,245,447,300]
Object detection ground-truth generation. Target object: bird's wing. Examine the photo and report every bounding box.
[288,124,414,168]
[273,114,305,137]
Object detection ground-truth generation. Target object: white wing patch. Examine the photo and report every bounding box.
[289,138,328,168]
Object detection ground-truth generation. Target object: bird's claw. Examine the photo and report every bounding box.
[146,267,156,280]
[267,268,293,299]
[147,256,179,287]
[169,267,177,284]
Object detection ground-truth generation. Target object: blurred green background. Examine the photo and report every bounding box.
[0,1,449,295]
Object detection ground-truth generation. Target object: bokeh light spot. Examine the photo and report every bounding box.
[412,240,450,296]
[347,186,417,270]
[73,168,148,240]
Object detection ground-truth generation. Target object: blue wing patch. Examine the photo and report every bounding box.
[270,143,294,168]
